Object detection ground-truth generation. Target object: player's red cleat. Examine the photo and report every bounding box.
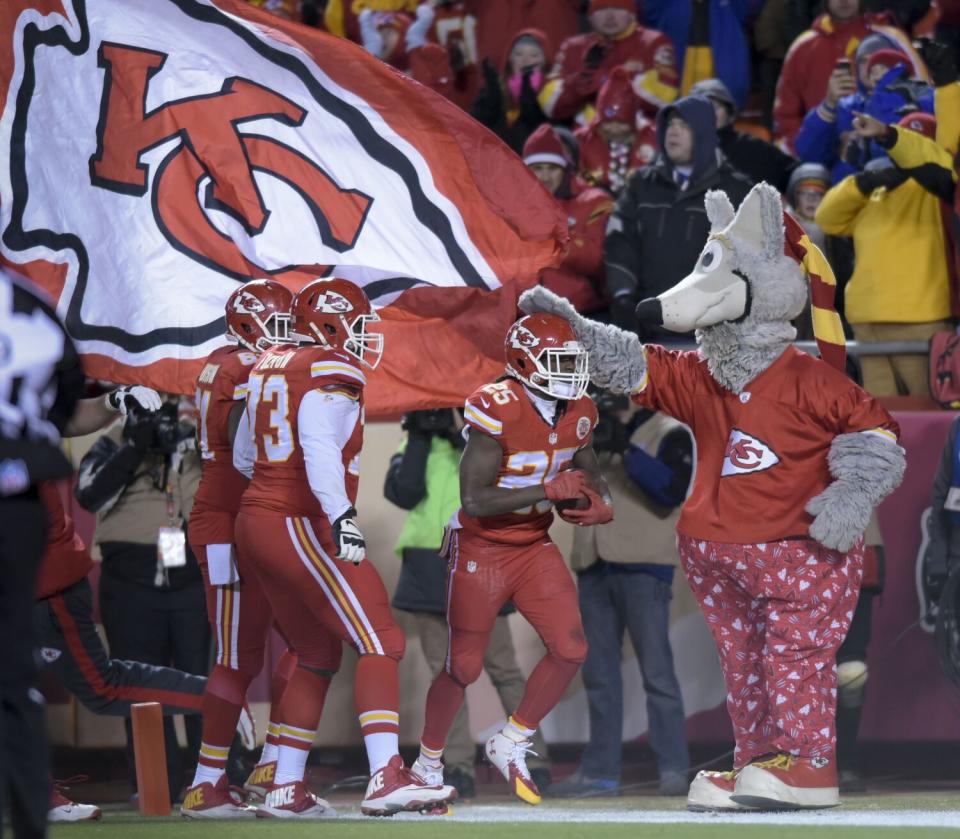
[732,754,840,810]
[361,755,456,817]
[485,730,541,805]
[180,775,256,819]
[48,777,102,822]
[256,780,337,819]
[243,760,277,801]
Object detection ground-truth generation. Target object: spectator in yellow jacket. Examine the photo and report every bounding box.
[816,110,955,397]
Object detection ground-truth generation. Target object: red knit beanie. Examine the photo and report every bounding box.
[588,0,636,14]
[522,124,570,168]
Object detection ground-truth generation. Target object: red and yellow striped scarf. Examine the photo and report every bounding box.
[783,211,846,372]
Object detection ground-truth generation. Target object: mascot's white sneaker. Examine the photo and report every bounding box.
[485,729,541,804]
[361,755,456,816]
[686,768,745,811]
[256,781,337,819]
[181,776,256,819]
[732,754,839,810]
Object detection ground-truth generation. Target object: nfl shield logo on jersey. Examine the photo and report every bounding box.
[721,428,780,476]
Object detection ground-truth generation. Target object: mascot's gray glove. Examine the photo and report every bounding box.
[518,287,647,394]
[805,431,906,553]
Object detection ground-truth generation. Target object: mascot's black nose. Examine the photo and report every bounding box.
[634,297,663,325]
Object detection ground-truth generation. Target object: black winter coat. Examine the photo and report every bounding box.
[604,151,754,341]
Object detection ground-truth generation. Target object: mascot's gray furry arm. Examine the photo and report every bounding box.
[519,181,906,554]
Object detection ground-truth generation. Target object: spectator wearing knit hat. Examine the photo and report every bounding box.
[691,78,797,192]
[795,35,934,183]
[523,124,614,316]
[540,0,679,125]
[576,68,659,197]
[774,0,926,153]
[471,28,552,154]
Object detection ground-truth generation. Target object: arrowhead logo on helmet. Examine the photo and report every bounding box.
[313,291,354,314]
[233,291,267,314]
[509,324,540,350]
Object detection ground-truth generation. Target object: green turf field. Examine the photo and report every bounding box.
[47,794,960,839]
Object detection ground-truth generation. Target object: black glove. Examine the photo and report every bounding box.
[843,138,866,169]
[855,166,909,194]
[610,292,640,331]
[448,40,466,73]
[332,508,365,565]
[918,37,958,87]
[585,42,606,70]
[481,58,499,90]
[122,411,155,453]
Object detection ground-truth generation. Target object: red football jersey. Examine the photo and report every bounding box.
[189,345,258,546]
[634,346,900,544]
[459,378,598,545]
[240,344,364,523]
[36,482,92,600]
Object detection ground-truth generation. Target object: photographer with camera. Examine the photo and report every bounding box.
[384,408,551,797]
[74,394,206,800]
[550,393,691,798]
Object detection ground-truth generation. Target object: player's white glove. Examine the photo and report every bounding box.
[333,508,365,565]
[107,385,162,417]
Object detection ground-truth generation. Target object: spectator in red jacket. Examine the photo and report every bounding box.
[773,0,925,153]
[540,0,679,125]
[523,124,614,315]
[576,67,659,196]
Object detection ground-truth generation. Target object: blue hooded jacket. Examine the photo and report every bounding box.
[643,0,757,108]
[795,34,934,183]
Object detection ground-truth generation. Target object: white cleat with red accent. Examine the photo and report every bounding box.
[256,781,337,819]
[361,755,456,817]
[485,729,541,805]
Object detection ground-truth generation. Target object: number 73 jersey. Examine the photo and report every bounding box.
[240,344,365,521]
[459,378,598,545]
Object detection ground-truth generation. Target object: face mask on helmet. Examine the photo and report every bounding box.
[508,343,590,400]
[226,283,293,353]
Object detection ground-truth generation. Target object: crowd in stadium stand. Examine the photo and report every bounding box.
[246,0,960,401]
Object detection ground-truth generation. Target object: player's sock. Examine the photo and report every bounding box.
[419,670,467,760]
[514,652,581,729]
[190,664,252,788]
[259,721,281,765]
[269,663,332,782]
[258,650,299,765]
[503,714,536,743]
[355,655,400,773]
[417,742,444,770]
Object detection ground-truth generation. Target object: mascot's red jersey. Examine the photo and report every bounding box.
[634,345,898,543]
[459,378,597,545]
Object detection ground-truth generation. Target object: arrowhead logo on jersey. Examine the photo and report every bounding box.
[40,647,62,663]
[510,325,540,350]
[721,428,780,476]
[313,291,354,314]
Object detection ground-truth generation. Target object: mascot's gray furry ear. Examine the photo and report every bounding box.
[725,182,784,261]
[704,190,735,232]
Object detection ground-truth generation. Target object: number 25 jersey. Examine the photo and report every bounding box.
[459,378,597,545]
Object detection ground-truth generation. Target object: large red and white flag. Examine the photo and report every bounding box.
[0,0,566,415]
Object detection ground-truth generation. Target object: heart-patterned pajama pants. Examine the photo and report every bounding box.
[678,535,863,768]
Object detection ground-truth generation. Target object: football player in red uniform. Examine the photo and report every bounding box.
[182,280,339,819]
[233,278,456,817]
[415,313,612,805]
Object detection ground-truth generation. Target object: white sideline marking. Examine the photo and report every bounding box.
[379,805,960,828]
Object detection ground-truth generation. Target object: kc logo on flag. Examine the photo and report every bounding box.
[0,0,565,410]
